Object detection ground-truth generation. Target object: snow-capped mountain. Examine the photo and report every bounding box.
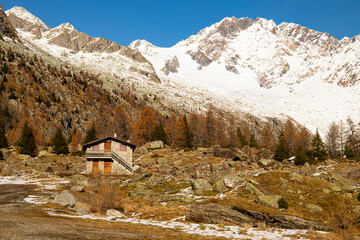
[6,6,360,134]
[129,17,360,133]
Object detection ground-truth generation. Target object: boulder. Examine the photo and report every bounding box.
[51,190,77,207]
[191,179,212,191]
[134,145,148,154]
[289,172,304,182]
[245,183,263,196]
[305,204,323,212]
[330,173,356,191]
[213,180,228,193]
[149,141,164,149]
[185,203,332,231]
[256,195,282,209]
[73,201,91,215]
[223,174,241,188]
[272,214,331,231]
[70,185,84,192]
[186,203,253,225]
[106,209,126,218]
[130,172,153,182]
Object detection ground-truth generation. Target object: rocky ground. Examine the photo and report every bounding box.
[0,144,360,239]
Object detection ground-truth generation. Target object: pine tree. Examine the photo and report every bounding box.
[294,146,309,166]
[237,127,248,148]
[83,123,97,144]
[131,107,157,145]
[311,129,327,161]
[16,122,37,157]
[184,116,193,148]
[344,143,355,159]
[151,123,169,145]
[273,131,289,162]
[249,133,258,148]
[51,128,69,155]
[0,118,8,148]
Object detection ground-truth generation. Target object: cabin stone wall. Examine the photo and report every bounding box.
[85,139,134,175]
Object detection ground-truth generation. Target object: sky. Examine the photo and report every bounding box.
[2,0,360,47]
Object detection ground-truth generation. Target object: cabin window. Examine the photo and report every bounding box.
[120,144,127,151]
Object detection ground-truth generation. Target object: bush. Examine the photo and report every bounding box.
[277,197,289,209]
[8,92,18,100]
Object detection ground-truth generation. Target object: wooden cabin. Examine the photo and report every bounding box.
[82,136,136,175]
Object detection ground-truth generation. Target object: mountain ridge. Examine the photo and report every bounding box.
[5,6,360,134]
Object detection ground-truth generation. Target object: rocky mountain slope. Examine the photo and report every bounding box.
[4,7,282,132]
[5,6,360,134]
[130,17,360,133]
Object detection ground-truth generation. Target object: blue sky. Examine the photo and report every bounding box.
[2,0,360,47]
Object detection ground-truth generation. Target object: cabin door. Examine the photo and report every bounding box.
[104,160,112,175]
[92,159,99,175]
[104,141,111,156]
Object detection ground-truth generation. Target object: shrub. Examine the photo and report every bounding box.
[8,92,18,100]
[277,197,289,209]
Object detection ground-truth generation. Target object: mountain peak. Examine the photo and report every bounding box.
[56,22,76,31]
[6,6,49,31]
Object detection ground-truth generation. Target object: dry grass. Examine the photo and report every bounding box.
[328,200,360,240]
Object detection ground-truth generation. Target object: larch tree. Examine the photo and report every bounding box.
[174,116,186,148]
[113,105,132,140]
[69,128,84,153]
[296,127,312,151]
[283,120,298,154]
[165,114,177,147]
[325,122,340,156]
[260,124,274,150]
[131,107,157,145]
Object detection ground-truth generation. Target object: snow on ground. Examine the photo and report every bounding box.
[47,211,312,240]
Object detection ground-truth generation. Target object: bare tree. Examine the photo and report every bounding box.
[325,121,340,156]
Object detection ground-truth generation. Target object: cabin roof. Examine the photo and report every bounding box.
[82,136,136,151]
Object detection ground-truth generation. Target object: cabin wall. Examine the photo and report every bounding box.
[85,139,134,175]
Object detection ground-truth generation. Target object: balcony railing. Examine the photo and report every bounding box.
[86,150,133,174]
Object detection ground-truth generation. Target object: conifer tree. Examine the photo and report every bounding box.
[16,122,37,157]
[311,129,327,161]
[0,118,8,148]
[237,127,248,148]
[151,122,169,145]
[344,143,355,159]
[83,123,97,144]
[294,146,308,166]
[184,116,193,148]
[51,128,69,155]
[273,131,289,161]
[249,133,258,148]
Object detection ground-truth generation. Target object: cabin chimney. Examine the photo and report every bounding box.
[114,133,117,138]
